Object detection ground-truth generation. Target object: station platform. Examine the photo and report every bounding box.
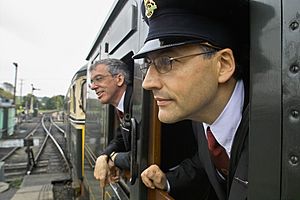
[10,173,69,200]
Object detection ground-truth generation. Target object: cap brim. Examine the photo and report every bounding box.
[132,39,202,59]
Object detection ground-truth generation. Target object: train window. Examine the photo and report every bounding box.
[81,80,87,113]
[162,121,198,200]
[146,104,198,199]
[102,52,135,195]
[107,3,137,55]
[160,120,197,171]
[72,84,76,114]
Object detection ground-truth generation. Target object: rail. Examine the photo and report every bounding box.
[0,119,41,162]
[26,115,70,174]
[50,116,66,137]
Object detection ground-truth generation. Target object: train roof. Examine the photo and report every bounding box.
[71,64,87,82]
[86,0,124,60]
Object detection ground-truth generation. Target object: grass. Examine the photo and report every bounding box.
[9,178,23,188]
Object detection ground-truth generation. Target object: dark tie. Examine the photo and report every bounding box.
[207,127,229,176]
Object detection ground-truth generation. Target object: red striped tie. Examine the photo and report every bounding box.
[117,110,124,119]
[207,127,229,176]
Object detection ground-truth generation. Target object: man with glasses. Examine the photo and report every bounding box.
[133,0,249,199]
[90,58,132,188]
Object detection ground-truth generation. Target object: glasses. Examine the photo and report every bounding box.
[90,74,113,85]
[140,44,221,75]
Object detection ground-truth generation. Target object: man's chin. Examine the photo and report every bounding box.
[98,97,107,104]
[158,111,179,124]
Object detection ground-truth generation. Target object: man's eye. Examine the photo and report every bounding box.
[156,57,169,66]
[144,58,151,64]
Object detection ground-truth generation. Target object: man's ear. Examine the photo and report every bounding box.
[216,48,235,83]
[116,74,125,86]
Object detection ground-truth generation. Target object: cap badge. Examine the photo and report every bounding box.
[144,0,157,18]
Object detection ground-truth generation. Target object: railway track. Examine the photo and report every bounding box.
[0,119,41,162]
[2,113,70,182]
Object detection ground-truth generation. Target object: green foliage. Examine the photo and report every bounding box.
[18,94,65,111]
[9,178,23,188]
[43,95,64,110]
[0,88,13,99]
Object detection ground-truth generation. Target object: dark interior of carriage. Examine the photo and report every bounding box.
[160,120,197,171]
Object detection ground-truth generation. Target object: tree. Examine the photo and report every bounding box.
[0,88,13,99]
[55,95,64,110]
[44,95,64,110]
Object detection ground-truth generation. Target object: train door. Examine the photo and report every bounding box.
[85,0,142,199]
[138,101,198,200]
[119,35,198,200]
[84,64,111,200]
[85,0,199,200]
[248,0,300,199]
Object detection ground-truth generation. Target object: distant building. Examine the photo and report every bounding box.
[0,82,14,106]
[0,97,13,106]
[0,82,14,94]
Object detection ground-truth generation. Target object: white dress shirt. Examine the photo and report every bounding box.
[203,80,245,157]
[116,91,125,113]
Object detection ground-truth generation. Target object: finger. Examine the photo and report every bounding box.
[115,169,120,177]
[145,166,158,180]
[142,165,166,189]
[94,156,109,179]
[141,170,155,189]
[110,175,120,183]
[100,178,106,188]
[100,169,109,187]
[141,176,155,189]
[105,177,110,185]
[94,164,101,178]
[149,166,167,190]
[108,167,120,183]
[108,159,115,168]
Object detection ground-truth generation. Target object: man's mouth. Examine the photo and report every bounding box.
[96,91,104,99]
[154,96,172,106]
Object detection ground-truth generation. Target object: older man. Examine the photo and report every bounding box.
[90,58,132,188]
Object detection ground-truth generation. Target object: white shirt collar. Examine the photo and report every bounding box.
[116,91,125,113]
[203,80,244,157]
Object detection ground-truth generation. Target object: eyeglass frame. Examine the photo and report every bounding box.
[139,43,222,75]
[90,74,116,86]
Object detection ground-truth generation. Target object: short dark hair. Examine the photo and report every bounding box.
[89,58,132,85]
[199,44,248,81]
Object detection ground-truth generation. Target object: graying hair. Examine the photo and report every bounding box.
[89,58,132,85]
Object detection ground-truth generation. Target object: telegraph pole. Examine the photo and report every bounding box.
[30,84,34,114]
[13,62,18,105]
[20,79,24,104]
[30,84,40,114]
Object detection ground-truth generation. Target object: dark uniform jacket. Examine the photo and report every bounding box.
[101,85,133,170]
[166,105,249,200]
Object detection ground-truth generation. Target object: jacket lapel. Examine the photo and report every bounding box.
[227,104,249,200]
[124,85,133,116]
[192,104,249,200]
[193,122,226,200]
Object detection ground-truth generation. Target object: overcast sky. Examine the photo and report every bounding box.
[0,0,114,97]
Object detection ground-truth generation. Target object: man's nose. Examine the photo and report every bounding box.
[89,83,96,90]
[142,65,162,91]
